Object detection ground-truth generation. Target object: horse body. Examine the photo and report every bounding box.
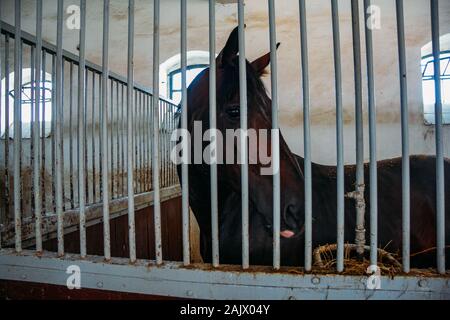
[178,27,450,268]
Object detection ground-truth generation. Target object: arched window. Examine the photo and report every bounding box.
[159,51,210,105]
[1,68,53,138]
[421,35,450,125]
[168,64,208,103]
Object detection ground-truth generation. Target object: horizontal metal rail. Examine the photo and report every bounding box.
[0,249,448,300]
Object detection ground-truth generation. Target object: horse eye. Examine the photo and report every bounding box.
[226,105,240,118]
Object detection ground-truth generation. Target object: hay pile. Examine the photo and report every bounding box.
[307,243,450,277]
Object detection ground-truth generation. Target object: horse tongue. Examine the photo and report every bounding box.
[280,230,295,238]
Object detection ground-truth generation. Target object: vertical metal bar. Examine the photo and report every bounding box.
[69,62,74,209]
[55,0,64,256]
[364,0,378,267]
[153,0,163,265]
[268,0,281,270]
[51,55,56,212]
[134,90,137,191]
[116,82,120,195]
[209,0,219,267]
[145,94,149,191]
[395,0,410,273]
[127,0,137,263]
[299,0,312,271]
[84,69,89,205]
[0,8,2,249]
[331,0,345,272]
[351,0,366,258]
[60,60,65,212]
[4,35,10,241]
[13,0,22,253]
[237,0,249,269]
[101,0,111,261]
[78,0,87,258]
[31,46,35,221]
[110,80,114,197]
[139,92,143,192]
[121,84,125,197]
[40,50,45,213]
[34,0,43,253]
[181,0,190,266]
[91,72,96,203]
[430,0,445,274]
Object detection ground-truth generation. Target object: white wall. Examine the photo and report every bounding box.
[1,0,450,165]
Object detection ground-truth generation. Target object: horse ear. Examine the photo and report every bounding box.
[251,42,281,76]
[217,26,241,67]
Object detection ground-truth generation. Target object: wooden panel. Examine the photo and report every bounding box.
[42,197,182,261]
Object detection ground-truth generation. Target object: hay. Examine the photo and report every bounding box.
[310,243,450,277]
[312,243,402,277]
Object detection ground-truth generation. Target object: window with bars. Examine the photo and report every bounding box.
[421,51,450,125]
[168,64,208,105]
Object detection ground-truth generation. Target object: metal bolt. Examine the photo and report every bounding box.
[418,279,428,288]
[311,276,320,285]
[97,281,103,288]
[186,290,193,297]
[288,296,296,300]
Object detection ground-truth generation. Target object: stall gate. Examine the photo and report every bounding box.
[0,0,449,300]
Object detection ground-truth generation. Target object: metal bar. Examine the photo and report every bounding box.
[13,0,22,253]
[139,92,144,192]
[4,35,10,242]
[91,72,96,203]
[134,90,137,190]
[30,46,35,221]
[430,0,445,274]
[40,49,46,214]
[364,0,378,267]
[268,0,281,270]
[209,0,219,268]
[144,93,149,191]
[84,68,88,206]
[121,84,125,197]
[110,80,114,197]
[101,0,111,261]
[69,62,74,209]
[127,0,137,263]
[351,0,366,258]
[116,82,120,196]
[60,59,65,212]
[331,0,345,273]
[298,0,312,271]
[153,0,163,265]
[180,0,190,266]
[78,0,87,258]
[34,0,43,253]
[0,8,2,249]
[237,0,249,269]
[395,0,410,273]
[55,0,64,256]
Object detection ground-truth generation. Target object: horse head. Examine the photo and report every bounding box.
[181,27,305,264]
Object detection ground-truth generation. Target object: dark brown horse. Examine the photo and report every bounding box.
[178,27,450,268]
